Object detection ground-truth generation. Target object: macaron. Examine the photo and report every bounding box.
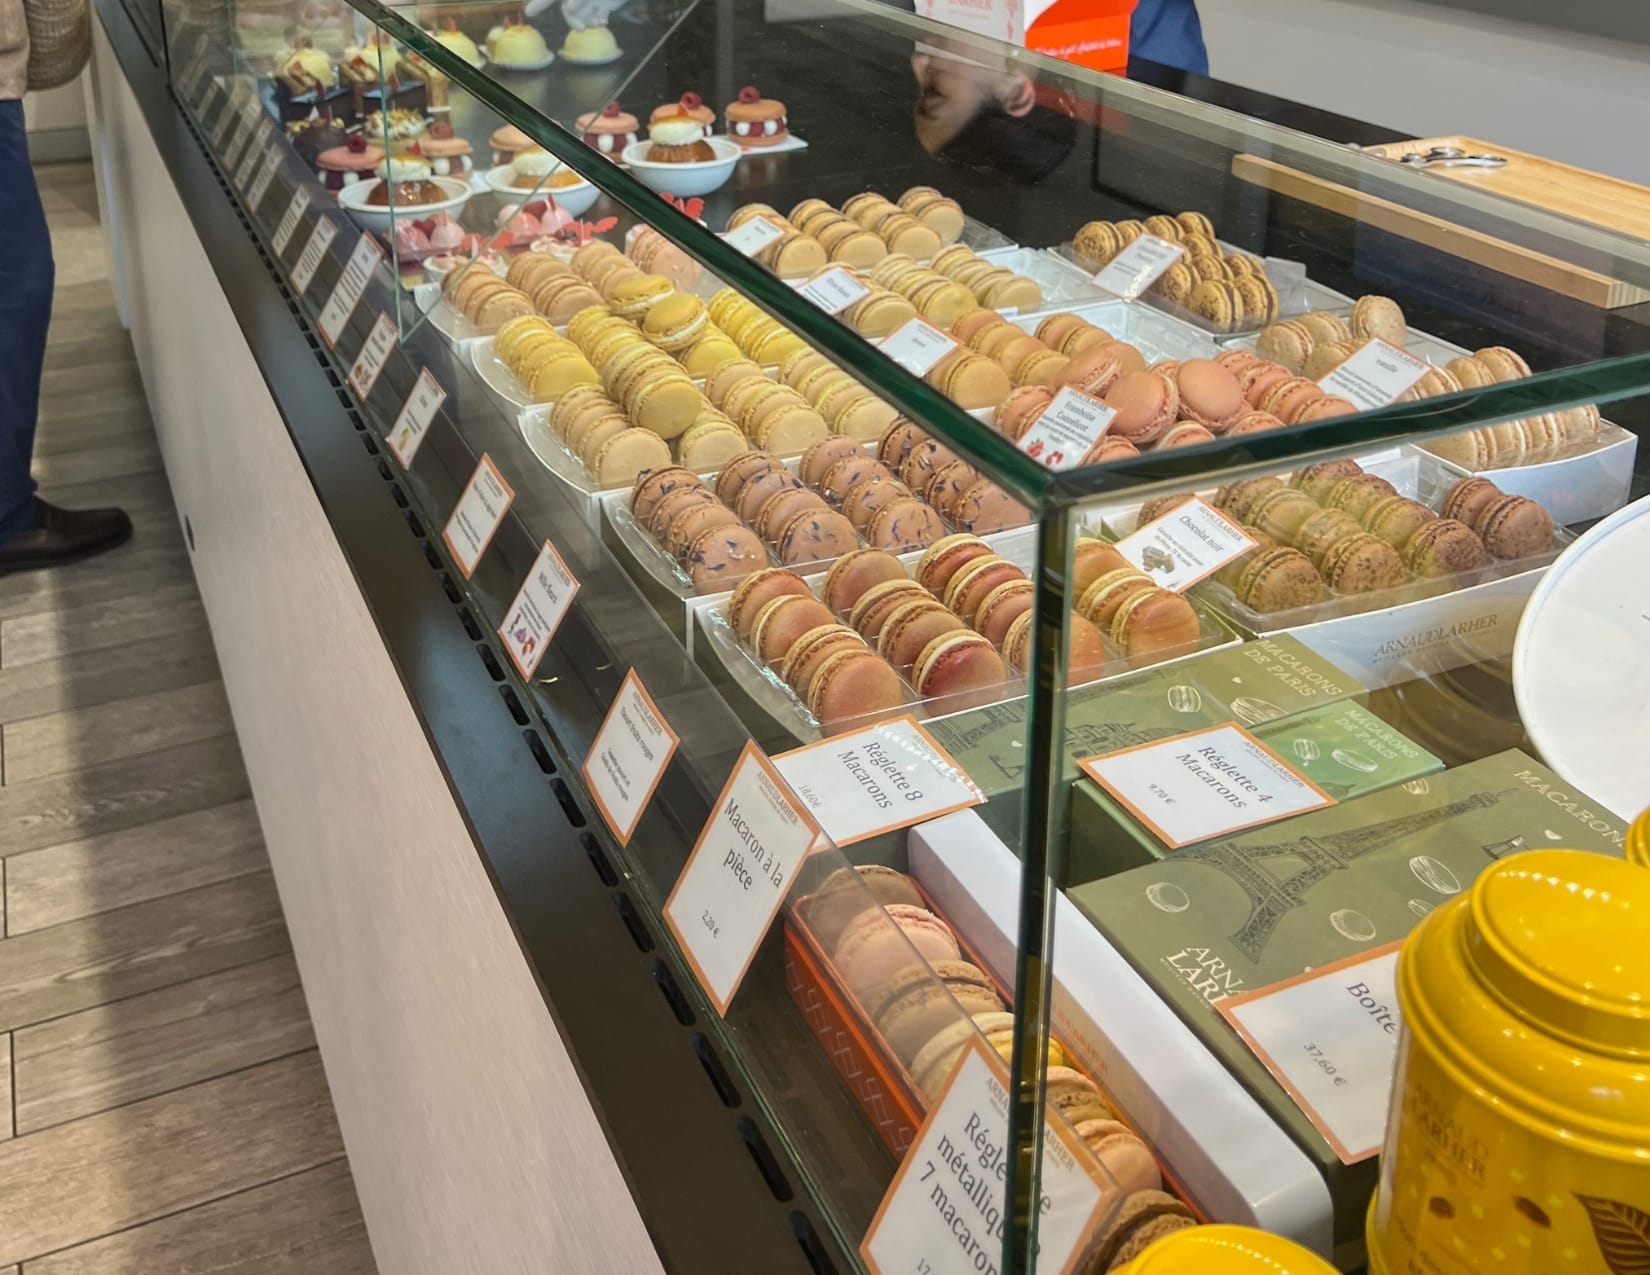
[1402,518,1488,577]
[1291,458,1365,503]
[951,481,1031,533]
[871,960,1005,1066]
[1324,474,1399,521]
[641,293,709,352]
[973,579,1035,649]
[713,451,784,505]
[1361,495,1436,550]
[1079,568,1154,629]
[780,624,868,693]
[1440,476,1502,529]
[683,523,768,592]
[1072,538,1132,594]
[1320,532,1406,594]
[821,549,909,617]
[1086,1190,1198,1272]
[590,428,671,487]
[804,864,926,952]
[751,594,837,663]
[849,578,933,642]
[1046,1065,1114,1125]
[842,477,917,532]
[1105,371,1179,445]
[755,486,829,543]
[1234,547,1325,613]
[820,455,893,507]
[943,556,1023,624]
[878,599,967,676]
[1475,494,1553,559]
[1349,295,1407,344]
[1174,358,1245,431]
[832,902,959,1002]
[632,466,704,524]
[1214,476,1285,524]
[865,499,945,553]
[1073,1120,1162,1193]
[916,534,993,597]
[1110,587,1201,659]
[735,467,804,525]
[911,631,1007,710]
[807,647,906,735]
[727,567,811,640]
[776,508,858,567]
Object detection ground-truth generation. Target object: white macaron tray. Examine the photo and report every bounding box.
[1091,446,1573,688]
[686,534,1238,748]
[1005,298,1220,363]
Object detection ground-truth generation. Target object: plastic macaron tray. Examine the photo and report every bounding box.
[688,545,1238,747]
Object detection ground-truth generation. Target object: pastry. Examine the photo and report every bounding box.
[879,600,967,676]
[1319,532,1406,594]
[574,102,639,157]
[727,568,812,640]
[776,508,857,567]
[725,85,788,147]
[1361,496,1436,550]
[676,421,747,472]
[865,499,945,552]
[632,466,703,524]
[560,26,619,61]
[912,632,1007,711]
[1246,488,1320,543]
[1291,459,1364,503]
[427,22,482,67]
[413,121,471,176]
[779,625,866,692]
[1475,494,1553,559]
[1234,548,1324,613]
[644,109,716,163]
[805,866,926,952]
[849,579,933,642]
[1173,359,1244,432]
[1046,1065,1114,1125]
[486,20,551,66]
[590,428,670,488]
[1085,1190,1198,1271]
[1440,476,1501,529]
[1105,371,1179,445]
[1110,588,1200,659]
[842,477,915,531]
[871,961,1004,1066]
[1074,1121,1161,1193]
[1079,569,1154,630]
[752,595,837,663]
[1158,422,1218,448]
[973,580,1035,650]
[755,487,828,543]
[315,134,384,191]
[1323,474,1398,521]
[807,648,905,735]
[915,534,994,597]
[641,294,710,352]
[1402,519,1488,577]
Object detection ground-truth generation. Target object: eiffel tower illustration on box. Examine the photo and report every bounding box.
[1179,789,1509,963]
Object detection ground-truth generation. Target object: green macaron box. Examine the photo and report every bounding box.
[1066,748,1630,1248]
[1067,700,1444,883]
[925,635,1367,862]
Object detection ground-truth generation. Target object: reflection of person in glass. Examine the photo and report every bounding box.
[911,47,1076,185]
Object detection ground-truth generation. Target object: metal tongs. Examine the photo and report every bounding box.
[1396,145,1507,170]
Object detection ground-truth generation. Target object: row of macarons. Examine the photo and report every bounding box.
[800,867,1171,1202]
[1162,463,1556,614]
[1071,210,1281,333]
[723,187,971,277]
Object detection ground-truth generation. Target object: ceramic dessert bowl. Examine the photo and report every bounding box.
[338,176,472,233]
[620,138,740,197]
[482,163,600,217]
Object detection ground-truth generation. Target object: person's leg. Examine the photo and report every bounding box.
[0,97,53,541]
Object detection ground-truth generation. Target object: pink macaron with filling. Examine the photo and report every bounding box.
[912,630,1008,712]
[832,902,960,1001]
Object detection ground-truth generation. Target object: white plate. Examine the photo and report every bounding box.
[725,132,809,156]
[468,336,536,410]
[1513,492,1650,821]
[413,281,483,343]
[490,52,556,70]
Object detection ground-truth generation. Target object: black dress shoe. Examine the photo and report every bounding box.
[0,501,134,576]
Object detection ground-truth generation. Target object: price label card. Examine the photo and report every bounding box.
[725,216,785,257]
[1017,386,1116,471]
[663,741,820,1015]
[247,148,282,213]
[861,1037,1114,1275]
[317,233,384,347]
[347,312,398,400]
[222,111,255,171]
[233,116,273,189]
[386,368,445,468]
[1318,338,1429,411]
[209,95,237,146]
[582,669,680,846]
[288,215,336,294]
[1092,234,1186,300]
[499,539,581,679]
[1080,722,1335,849]
[773,715,982,849]
[879,318,959,378]
[441,453,515,579]
[271,186,312,257]
[798,267,870,316]
[1217,942,1403,1165]
[1114,496,1257,592]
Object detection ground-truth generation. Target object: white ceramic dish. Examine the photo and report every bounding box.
[621,137,740,197]
[467,336,536,411]
[336,176,471,234]
[1514,492,1650,821]
[412,280,483,342]
[482,162,600,217]
[1008,297,1220,363]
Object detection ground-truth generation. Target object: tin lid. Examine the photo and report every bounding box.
[1627,805,1650,867]
[1466,851,1650,1057]
[1111,1224,1338,1273]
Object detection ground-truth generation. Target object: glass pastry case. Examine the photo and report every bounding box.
[153,0,1650,1266]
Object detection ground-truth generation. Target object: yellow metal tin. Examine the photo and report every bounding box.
[1627,805,1650,867]
[1368,850,1650,1274]
[1111,1224,1338,1272]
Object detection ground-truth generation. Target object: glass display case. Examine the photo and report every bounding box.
[156,0,1650,1266]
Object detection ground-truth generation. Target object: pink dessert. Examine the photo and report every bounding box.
[315,134,383,192]
[428,220,467,251]
[833,903,960,1000]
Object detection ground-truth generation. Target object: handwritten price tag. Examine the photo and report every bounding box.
[1218,943,1404,1164]
[1092,234,1186,300]
[798,267,870,315]
[1017,387,1116,471]
[663,742,819,1015]
[386,368,445,468]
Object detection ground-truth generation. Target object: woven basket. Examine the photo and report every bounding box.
[25,0,90,91]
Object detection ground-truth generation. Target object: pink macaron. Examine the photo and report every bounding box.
[832,902,960,1001]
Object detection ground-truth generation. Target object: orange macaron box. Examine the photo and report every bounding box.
[782,869,1208,1224]
[1099,446,1572,689]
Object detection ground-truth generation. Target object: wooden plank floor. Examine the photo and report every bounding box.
[0,162,379,1271]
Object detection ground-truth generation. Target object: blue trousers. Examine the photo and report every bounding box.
[0,99,53,540]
